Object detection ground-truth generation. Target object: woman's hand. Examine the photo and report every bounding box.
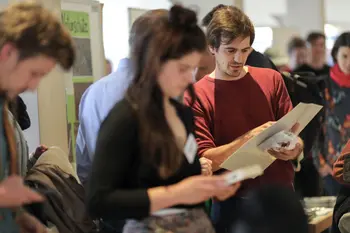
[171,174,241,205]
[199,157,212,176]
[213,182,241,201]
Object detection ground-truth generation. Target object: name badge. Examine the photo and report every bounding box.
[184,134,198,164]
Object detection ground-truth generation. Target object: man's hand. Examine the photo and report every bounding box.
[268,122,304,161]
[0,176,44,208]
[16,212,47,233]
[214,182,241,201]
[199,157,212,176]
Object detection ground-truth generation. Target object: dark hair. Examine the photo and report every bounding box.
[0,2,75,70]
[331,32,350,63]
[287,37,306,54]
[126,5,206,178]
[202,4,226,27]
[306,31,326,44]
[231,185,309,233]
[206,5,255,50]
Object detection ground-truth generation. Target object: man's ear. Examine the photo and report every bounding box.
[208,45,215,55]
[0,43,16,62]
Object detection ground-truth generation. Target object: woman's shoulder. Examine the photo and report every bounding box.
[102,98,138,129]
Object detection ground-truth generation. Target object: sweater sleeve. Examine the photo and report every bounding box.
[333,140,350,185]
[86,100,150,220]
[183,91,216,157]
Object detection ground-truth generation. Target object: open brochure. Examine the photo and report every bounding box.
[220,103,323,172]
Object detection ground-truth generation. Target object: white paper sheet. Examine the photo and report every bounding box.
[220,103,323,171]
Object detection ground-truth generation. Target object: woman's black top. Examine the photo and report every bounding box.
[86,98,203,225]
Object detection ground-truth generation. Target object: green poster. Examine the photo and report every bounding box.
[62,10,93,164]
[61,10,90,38]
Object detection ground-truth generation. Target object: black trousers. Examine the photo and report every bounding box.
[294,158,322,197]
[211,197,243,233]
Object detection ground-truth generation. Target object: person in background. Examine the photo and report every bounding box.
[76,57,132,185]
[294,32,330,76]
[105,59,112,75]
[230,185,309,233]
[0,2,75,232]
[314,32,350,196]
[264,47,290,72]
[333,140,350,185]
[184,5,304,233]
[331,140,350,233]
[287,37,307,71]
[86,6,240,233]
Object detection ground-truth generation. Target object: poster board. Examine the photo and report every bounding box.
[61,0,105,165]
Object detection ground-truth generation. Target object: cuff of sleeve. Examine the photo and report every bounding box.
[292,151,304,172]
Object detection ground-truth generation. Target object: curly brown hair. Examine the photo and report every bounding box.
[0,2,75,70]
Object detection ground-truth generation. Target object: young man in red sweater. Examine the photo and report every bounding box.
[184,5,304,232]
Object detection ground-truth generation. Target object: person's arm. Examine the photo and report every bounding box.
[86,101,182,220]
[183,91,267,172]
[202,134,250,172]
[183,92,230,172]
[272,72,304,161]
[333,140,350,185]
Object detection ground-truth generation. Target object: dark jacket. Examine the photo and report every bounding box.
[9,96,30,131]
[247,50,278,71]
[332,185,350,233]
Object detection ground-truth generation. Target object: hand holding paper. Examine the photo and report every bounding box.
[220,103,322,172]
[260,122,304,161]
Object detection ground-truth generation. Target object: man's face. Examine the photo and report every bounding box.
[290,47,307,69]
[210,36,252,78]
[0,44,56,99]
[310,37,326,61]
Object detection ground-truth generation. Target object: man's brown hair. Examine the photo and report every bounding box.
[0,2,75,70]
[206,5,255,50]
[287,37,306,55]
[306,32,326,45]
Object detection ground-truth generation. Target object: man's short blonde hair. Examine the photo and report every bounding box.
[0,2,75,70]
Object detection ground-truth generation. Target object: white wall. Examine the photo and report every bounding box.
[244,0,287,27]
[99,0,171,69]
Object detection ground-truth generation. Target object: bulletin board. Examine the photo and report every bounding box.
[61,9,94,163]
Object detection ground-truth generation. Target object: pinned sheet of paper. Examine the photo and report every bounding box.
[220,103,323,171]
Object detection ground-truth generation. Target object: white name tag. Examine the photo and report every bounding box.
[183,133,198,164]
